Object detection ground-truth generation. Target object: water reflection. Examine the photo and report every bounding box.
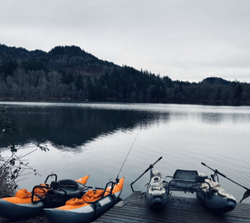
[0,103,170,148]
[1,102,249,149]
[201,113,223,124]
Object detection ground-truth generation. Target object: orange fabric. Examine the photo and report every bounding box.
[1,189,33,204]
[65,189,104,206]
[32,183,50,202]
[34,183,50,194]
[75,175,90,185]
[3,196,32,204]
[15,189,32,199]
[105,177,125,195]
[66,198,85,205]
[14,184,49,200]
[82,190,104,203]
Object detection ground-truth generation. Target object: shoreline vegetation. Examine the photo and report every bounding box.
[0,94,249,106]
[0,111,49,223]
[0,44,250,105]
[0,97,249,106]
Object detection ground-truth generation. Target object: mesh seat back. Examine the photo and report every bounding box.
[173,169,198,181]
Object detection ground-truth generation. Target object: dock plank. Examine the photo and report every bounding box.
[94,191,250,223]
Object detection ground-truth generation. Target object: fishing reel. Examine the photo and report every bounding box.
[211,169,219,182]
[115,178,120,184]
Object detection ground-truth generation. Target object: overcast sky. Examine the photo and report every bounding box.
[1,0,250,83]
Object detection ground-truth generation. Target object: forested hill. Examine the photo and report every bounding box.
[0,44,249,104]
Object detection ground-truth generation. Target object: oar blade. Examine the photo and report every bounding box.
[239,189,250,203]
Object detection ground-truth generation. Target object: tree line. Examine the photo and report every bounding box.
[0,44,250,104]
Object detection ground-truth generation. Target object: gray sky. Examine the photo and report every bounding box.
[1,0,250,83]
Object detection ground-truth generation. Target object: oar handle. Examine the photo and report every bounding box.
[202,162,226,177]
[130,156,162,192]
[144,156,162,173]
[153,156,162,165]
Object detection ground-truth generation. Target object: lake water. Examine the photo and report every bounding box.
[0,102,250,204]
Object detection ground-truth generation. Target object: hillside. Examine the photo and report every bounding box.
[0,44,118,76]
[0,44,249,104]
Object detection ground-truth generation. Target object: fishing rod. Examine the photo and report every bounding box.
[116,133,139,183]
[201,162,250,191]
[130,156,162,192]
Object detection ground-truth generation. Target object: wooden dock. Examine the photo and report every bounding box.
[94,191,250,223]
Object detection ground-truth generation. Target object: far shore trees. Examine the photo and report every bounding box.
[0,44,249,104]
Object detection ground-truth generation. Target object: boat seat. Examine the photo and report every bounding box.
[173,169,198,180]
[167,169,199,194]
[57,179,88,196]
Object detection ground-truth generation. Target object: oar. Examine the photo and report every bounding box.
[130,156,162,192]
[201,162,250,202]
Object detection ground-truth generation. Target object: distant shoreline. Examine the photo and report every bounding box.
[0,98,249,106]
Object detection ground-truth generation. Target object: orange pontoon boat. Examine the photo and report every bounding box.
[44,177,125,223]
[0,174,89,221]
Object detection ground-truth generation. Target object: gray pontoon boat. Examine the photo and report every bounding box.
[146,169,168,210]
[165,169,236,214]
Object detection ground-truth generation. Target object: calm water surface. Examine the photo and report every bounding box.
[0,102,250,204]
